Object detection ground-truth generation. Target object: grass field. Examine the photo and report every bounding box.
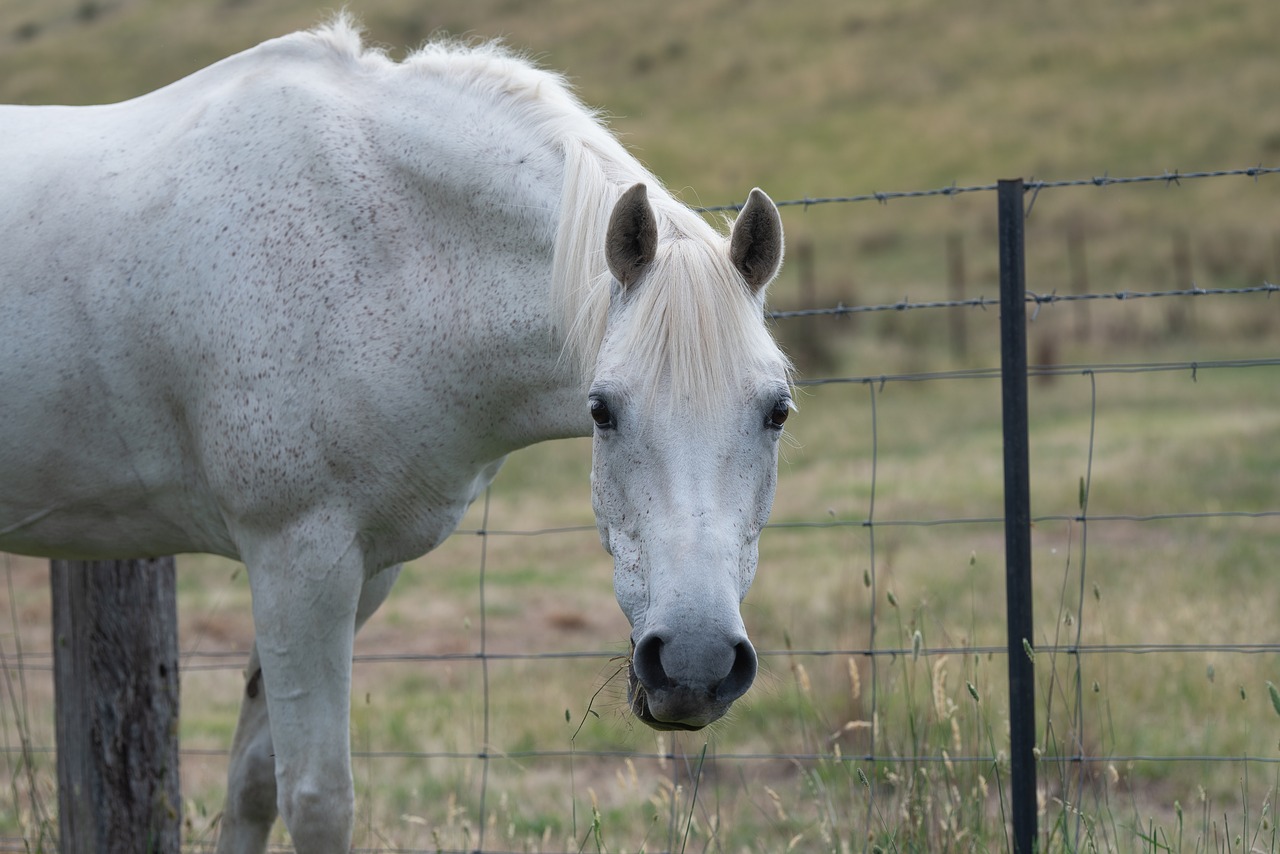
[2,0,1280,851]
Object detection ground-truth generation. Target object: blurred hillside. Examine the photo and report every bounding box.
[4,0,1278,355]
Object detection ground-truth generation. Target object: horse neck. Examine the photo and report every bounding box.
[398,172,589,449]
[367,76,640,448]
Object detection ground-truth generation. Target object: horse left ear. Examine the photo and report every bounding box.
[730,188,784,295]
[606,183,658,290]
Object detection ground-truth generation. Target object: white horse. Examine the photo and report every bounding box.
[0,19,790,853]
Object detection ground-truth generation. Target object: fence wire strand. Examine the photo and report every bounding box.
[698,164,1280,212]
[769,282,1280,321]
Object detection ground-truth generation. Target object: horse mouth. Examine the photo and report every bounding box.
[627,645,708,732]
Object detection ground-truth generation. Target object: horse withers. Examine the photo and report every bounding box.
[0,19,790,853]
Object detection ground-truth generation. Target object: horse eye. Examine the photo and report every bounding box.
[766,401,790,430]
[590,397,615,429]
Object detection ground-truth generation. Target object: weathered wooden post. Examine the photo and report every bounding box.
[50,557,181,852]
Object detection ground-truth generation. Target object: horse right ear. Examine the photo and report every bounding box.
[729,188,784,296]
[606,183,658,290]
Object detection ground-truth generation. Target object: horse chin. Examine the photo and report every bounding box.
[626,658,712,733]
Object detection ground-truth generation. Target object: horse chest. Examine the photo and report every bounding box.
[360,456,506,569]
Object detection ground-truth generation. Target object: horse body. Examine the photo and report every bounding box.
[1,33,580,565]
[0,20,788,853]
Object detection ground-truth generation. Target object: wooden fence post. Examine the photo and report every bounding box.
[50,557,181,853]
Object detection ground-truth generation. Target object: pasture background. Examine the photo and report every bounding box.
[2,0,1280,851]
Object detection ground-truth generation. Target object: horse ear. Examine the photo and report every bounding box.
[730,188,784,295]
[606,183,658,290]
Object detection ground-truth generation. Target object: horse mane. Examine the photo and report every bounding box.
[300,16,790,408]
[552,144,791,410]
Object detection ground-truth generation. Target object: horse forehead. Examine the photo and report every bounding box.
[596,357,783,424]
[598,289,787,413]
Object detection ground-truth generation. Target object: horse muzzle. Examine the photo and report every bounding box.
[626,631,758,731]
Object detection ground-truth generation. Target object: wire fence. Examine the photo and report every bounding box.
[2,165,1278,853]
[767,283,1280,320]
[697,165,1280,212]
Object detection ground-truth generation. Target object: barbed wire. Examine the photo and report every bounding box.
[768,281,1280,321]
[794,355,1280,388]
[699,165,1280,212]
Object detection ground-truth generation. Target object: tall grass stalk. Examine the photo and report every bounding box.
[1,556,54,850]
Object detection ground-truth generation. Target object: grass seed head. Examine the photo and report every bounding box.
[793,662,812,699]
[765,785,788,822]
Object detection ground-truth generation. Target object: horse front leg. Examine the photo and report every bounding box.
[216,563,402,854]
[215,643,275,854]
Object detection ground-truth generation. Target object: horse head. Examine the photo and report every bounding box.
[590,183,789,730]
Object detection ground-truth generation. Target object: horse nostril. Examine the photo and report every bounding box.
[716,640,757,703]
[632,633,670,691]
[633,632,757,704]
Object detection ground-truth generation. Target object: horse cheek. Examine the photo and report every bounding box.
[591,448,646,629]
[609,531,647,629]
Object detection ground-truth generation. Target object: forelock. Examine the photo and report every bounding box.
[599,231,791,416]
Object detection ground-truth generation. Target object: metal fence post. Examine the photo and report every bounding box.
[998,178,1037,853]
